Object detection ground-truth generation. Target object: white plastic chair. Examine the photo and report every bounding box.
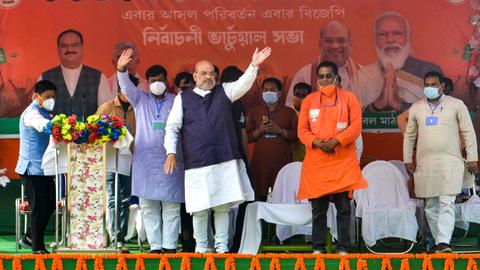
[388,160,409,183]
[270,162,356,243]
[452,180,480,252]
[388,160,428,240]
[354,161,418,253]
[270,162,312,242]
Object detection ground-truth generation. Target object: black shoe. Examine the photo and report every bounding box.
[162,248,177,253]
[426,245,437,254]
[435,243,452,253]
[150,249,163,254]
[19,237,32,249]
[426,243,452,254]
[32,249,50,254]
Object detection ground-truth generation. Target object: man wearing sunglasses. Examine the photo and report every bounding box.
[297,61,368,254]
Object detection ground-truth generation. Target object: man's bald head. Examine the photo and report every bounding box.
[193,60,216,90]
[319,21,352,67]
[194,60,214,72]
[320,21,351,40]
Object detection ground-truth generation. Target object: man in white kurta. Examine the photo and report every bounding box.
[403,71,478,253]
[164,47,272,253]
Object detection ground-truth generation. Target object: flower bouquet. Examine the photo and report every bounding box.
[45,114,128,145]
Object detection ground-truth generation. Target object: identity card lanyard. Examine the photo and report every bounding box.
[426,95,443,115]
[155,97,166,118]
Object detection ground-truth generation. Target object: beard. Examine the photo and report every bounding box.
[376,42,411,70]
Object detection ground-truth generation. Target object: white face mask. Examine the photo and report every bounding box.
[42,98,55,111]
[150,81,166,96]
[262,91,278,104]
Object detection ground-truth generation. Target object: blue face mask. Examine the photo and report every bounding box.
[263,91,278,104]
[424,86,440,100]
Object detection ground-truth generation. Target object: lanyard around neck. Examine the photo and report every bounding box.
[426,95,443,115]
[155,97,166,118]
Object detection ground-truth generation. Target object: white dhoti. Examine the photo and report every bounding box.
[185,159,254,253]
[184,159,254,213]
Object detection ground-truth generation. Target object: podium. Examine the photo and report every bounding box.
[67,143,108,250]
[42,137,132,252]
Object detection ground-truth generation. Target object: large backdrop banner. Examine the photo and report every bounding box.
[0,0,478,133]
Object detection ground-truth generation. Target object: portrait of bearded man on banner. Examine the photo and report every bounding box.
[350,11,442,113]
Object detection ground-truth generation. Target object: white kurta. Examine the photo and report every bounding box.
[164,65,257,213]
[403,95,478,198]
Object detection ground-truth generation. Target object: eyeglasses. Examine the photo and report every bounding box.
[317,73,335,80]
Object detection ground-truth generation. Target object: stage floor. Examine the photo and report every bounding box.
[1,234,479,270]
[1,233,479,254]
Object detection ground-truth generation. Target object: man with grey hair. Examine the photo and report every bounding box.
[350,11,442,112]
[286,21,360,107]
[106,41,148,100]
[164,47,272,253]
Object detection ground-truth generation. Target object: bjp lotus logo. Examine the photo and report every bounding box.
[0,0,21,9]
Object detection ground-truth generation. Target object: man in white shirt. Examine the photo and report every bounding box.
[164,47,272,253]
[404,71,478,253]
[38,29,109,119]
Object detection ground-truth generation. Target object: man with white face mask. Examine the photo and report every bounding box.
[350,11,442,112]
[404,71,478,253]
[117,49,185,253]
[16,80,57,254]
[246,77,298,201]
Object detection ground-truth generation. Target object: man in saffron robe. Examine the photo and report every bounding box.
[297,61,367,254]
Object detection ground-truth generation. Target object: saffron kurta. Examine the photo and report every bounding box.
[403,95,477,198]
[246,105,298,197]
[297,88,367,199]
